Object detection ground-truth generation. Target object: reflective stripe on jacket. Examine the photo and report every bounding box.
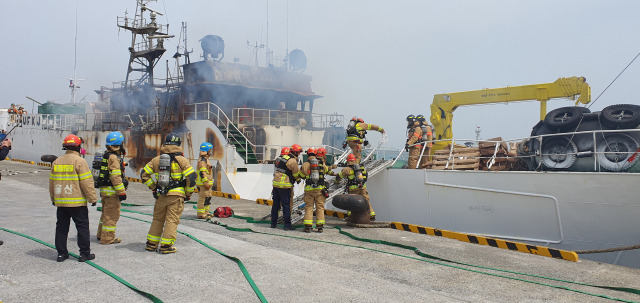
[195,156,214,186]
[272,155,299,188]
[49,150,98,207]
[100,152,126,197]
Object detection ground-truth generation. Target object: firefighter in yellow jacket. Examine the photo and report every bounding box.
[271,144,301,230]
[405,115,423,169]
[96,131,128,244]
[336,154,376,220]
[50,134,98,262]
[196,142,214,219]
[141,133,196,254]
[345,117,385,163]
[298,148,330,233]
[416,115,433,168]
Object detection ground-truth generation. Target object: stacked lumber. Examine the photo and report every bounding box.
[478,138,522,171]
[432,144,481,170]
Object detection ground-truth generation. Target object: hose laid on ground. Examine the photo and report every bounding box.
[0,226,163,303]
[227,214,640,302]
[117,210,267,303]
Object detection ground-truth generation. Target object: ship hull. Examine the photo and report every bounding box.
[365,169,640,268]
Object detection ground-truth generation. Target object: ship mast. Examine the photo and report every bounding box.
[62,4,85,103]
[117,0,173,88]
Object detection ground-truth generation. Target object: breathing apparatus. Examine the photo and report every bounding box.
[157,153,171,195]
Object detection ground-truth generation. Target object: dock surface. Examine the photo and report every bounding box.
[1,160,640,303]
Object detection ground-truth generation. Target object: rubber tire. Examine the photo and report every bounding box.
[332,194,368,212]
[540,136,578,170]
[600,104,640,129]
[597,133,640,172]
[41,154,58,163]
[544,106,584,131]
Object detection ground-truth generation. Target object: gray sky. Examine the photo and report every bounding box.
[2,0,640,149]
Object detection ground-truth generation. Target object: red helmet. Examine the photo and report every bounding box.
[358,118,364,123]
[62,134,82,148]
[280,147,290,156]
[351,117,364,124]
[291,144,302,153]
[306,147,317,156]
[317,147,327,157]
[347,154,357,162]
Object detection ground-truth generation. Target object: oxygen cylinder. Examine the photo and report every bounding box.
[353,163,364,187]
[310,158,320,185]
[347,120,356,132]
[273,156,282,176]
[421,125,429,141]
[91,150,104,185]
[157,154,171,194]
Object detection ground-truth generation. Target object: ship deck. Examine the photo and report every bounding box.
[2,160,640,303]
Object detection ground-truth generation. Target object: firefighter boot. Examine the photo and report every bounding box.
[159,244,177,254]
[145,241,158,252]
[303,225,312,233]
[316,224,324,233]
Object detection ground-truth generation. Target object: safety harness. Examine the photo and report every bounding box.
[274,155,295,184]
[95,151,128,189]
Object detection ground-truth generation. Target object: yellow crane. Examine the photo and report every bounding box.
[429,76,591,151]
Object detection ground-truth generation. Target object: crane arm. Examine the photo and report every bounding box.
[429,76,591,151]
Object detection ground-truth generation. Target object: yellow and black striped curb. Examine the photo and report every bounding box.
[256,198,272,206]
[10,158,35,164]
[126,177,143,183]
[37,162,51,167]
[325,209,349,219]
[390,222,579,262]
[212,191,240,200]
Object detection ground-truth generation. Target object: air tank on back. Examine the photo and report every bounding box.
[520,104,640,172]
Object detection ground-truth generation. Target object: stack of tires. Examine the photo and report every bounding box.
[520,104,640,172]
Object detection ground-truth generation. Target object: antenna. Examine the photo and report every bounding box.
[61,3,85,103]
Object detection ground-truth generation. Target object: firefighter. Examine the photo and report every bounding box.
[344,117,385,163]
[316,147,338,176]
[298,148,330,233]
[141,133,196,254]
[271,144,301,230]
[50,134,98,262]
[196,142,214,219]
[96,131,128,245]
[405,115,423,169]
[336,154,375,220]
[415,115,433,168]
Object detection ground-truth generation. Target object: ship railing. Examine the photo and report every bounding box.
[183,102,258,164]
[404,128,640,172]
[231,107,345,129]
[117,16,168,34]
[88,112,133,131]
[40,114,88,131]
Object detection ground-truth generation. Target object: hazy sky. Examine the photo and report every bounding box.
[2,0,640,149]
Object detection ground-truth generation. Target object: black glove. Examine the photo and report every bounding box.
[52,201,55,206]
[342,141,347,149]
[118,193,127,201]
[152,190,158,199]
[404,144,409,152]
[91,202,97,207]
[186,195,191,201]
[364,140,370,147]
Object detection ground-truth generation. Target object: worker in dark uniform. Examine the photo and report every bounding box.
[50,134,98,262]
[271,145,301,230]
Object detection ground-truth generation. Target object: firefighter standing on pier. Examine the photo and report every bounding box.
[298,148,329,233]
[196,142,214,219]
[415,115,433,168]
[96,131,128,245]
[271,145,301,230]
[405,115,423,169]
[336,154,375,221]
[345,117,385,163]
[141,133,196,254]
[50,134,98,262]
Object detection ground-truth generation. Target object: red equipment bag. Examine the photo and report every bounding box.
[214,206,234,218]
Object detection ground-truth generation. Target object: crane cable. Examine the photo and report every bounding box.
[588,50,640,109]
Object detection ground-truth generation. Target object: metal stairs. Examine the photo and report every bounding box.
[218,124,258,164]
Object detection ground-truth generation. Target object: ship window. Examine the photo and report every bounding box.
[236,168,248,172]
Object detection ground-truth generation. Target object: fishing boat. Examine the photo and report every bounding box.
[2,0,640,269]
